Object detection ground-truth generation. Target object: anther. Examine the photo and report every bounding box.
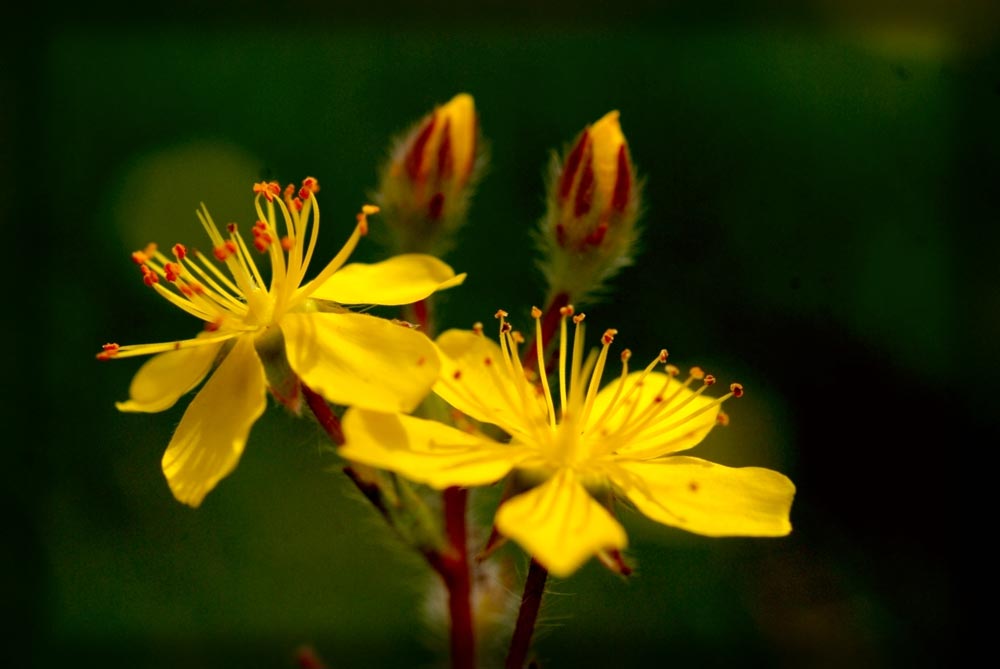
[494,309,509,319]
[226,222,238,233]
[354,211,369,236]
[729,382,744,398]
[254,220,268,231]
[716,411,730,426]
[140,265,158,286]
[172,243,187,260]
[531,306,542,318]
[96,343,120,360]
[281,236,293,250]
[703,374,716,386]
[362,204,380,215]
[453,370,462,380]
[164,262,181,282]
[689,366,705,381]
[665,364,680,377]
[205,319,222,332]
[500,322,512,334]
[512,331,525,344]
[131,250,149,265]
[602,328,618,345]
[572,313,586,325]
[253,181,281,201]
[213,245,231,261]
[658,349,668,363]
[472,322,484,335]
[559,305,575,317]
[301,176,320,194]
[621,349,632,362]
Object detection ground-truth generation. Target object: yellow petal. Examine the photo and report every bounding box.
[341,409,526,488]
[433,329,548,440]
[439,93,477,182]
[308,254,466,306]
[495,469,627,578]
[613,457,795,537]
[116,341,225,413]
[161,335,267,507]
[282,311,439,413]
[589,110,625,204]
[587,370,719,457]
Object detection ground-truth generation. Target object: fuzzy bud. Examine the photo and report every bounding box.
[376,93,481,255]
[537,110,641,303]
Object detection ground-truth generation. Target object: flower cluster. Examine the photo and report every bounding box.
[100,94,795,667]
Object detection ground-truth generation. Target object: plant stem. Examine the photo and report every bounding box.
[433,486,475,669]
[301,382,345,446]
[505,558,548,669]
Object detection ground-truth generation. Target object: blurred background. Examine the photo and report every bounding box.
[4,2,992,667]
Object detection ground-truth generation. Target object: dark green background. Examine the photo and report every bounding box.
[5,3,991,667]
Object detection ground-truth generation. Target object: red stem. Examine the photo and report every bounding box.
[521,292,570,373]
[440,486,475,669]
[301,382,345,445]
[505,559,548,669]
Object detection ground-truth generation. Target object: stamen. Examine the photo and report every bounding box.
[716,411,730,426]
[472,322,484,335]
[96,343,120,360]
[730,382,744,398]
[533,306,557,427]
[172,243,187,260]
[253,181,281,202]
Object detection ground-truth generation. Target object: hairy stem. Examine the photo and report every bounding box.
[505,558,548,669]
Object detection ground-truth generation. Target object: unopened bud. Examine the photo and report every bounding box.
[538,110,641,303]
[376,93,482,254]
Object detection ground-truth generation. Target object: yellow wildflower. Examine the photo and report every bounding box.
[99,178,465,507]
[341,307,794,577]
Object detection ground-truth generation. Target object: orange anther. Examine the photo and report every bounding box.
[143,243,158,256]
[703,374,716,386]
[494,309,508,319]
[658,349,669,363]
[291,197,303,212]
[253,181,281,201]
[301,176,320,193]
[143,270,159,286]
[716,411,730,426]
[572,313,586,324]
[281,236,293,250]
[172,243,187,260]
[362,204,379,215]
[665,364,680,377]
[164,262,181,282]
[253,236,271,253]
[131,250,149,265]
[512,331,525,344]
[601,328,618,345]
[620,349,632,362]
[559,305,575,317]
[213,245,231,261]
[254,220,268,231]
[689,366,705,380]
[96,343,120,360]
[729,383,744,398]
[531,306,542,318]
[355,212,369,236]
[472,322,484,335]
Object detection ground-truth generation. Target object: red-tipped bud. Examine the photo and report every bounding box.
[539,110,642,303]
[376,93,481,253]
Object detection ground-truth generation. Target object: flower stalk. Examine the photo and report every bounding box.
[505,559,549,669]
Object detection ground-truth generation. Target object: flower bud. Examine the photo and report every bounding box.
[376,93,481,255]
[537,110,641,303]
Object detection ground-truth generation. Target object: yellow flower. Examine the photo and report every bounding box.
[99,177,465,507]
[341,307,794,577]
